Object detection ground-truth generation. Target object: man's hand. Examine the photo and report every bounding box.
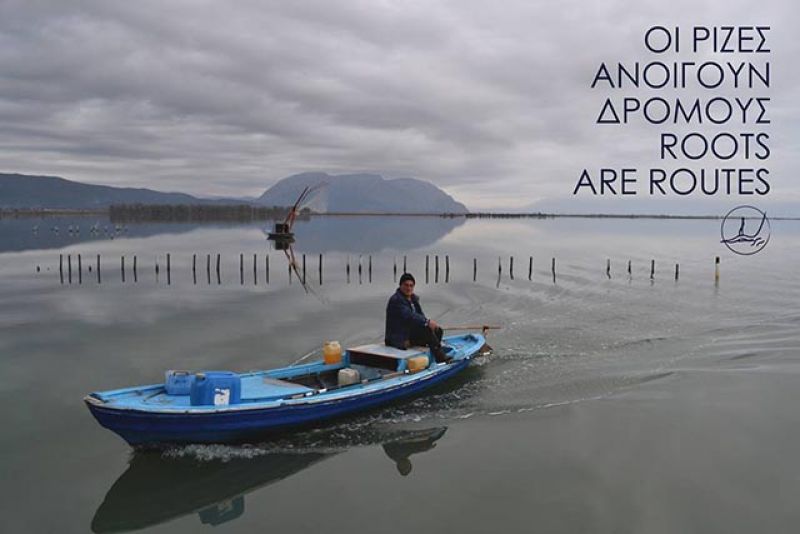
[428,319,439,331]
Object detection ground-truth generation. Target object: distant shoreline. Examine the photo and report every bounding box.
[1,207,797,221]
[0,208,108,216]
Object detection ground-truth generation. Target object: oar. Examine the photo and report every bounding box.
[442,324,502,333]
[441,324,500,354]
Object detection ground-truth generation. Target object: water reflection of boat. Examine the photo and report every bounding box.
[92,449,329,532]
[91,426,447,533]
[383,426,446,476]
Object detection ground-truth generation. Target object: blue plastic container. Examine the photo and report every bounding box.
[164,370,194,395]
[190,371,242,406]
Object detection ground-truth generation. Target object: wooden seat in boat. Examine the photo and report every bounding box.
[347,343,430,371]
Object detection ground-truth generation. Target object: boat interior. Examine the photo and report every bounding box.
[276,344,432,391]
[89,335,481,409]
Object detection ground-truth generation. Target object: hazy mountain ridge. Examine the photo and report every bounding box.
[256,172,468,213]
[0,173,215,209]
[1,172,468,213]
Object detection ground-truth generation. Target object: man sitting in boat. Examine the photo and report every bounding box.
[385,273,450,363]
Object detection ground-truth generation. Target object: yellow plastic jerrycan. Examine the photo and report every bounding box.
[323,341,343,365]
[406,355,429,373]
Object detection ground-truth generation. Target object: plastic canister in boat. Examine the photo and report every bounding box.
[190,371,242,406]
[407,356,429,373]
[338,368,360,386]
[165,370,195,395]
[323,341,343,365]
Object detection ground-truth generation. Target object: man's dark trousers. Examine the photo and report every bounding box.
[409,324,444,359]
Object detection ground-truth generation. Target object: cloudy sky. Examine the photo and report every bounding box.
[0,0,797,209]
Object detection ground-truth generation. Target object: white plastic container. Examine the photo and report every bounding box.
[338,368,360,387]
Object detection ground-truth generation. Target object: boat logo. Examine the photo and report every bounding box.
[720,205,770,255]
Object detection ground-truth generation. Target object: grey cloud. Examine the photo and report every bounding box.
[0,0,797,207]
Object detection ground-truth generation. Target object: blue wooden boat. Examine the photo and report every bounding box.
[85,333,486,446]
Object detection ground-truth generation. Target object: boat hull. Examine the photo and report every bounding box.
[86,346,477,446]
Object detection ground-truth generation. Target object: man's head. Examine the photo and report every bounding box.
[399,273,415,297]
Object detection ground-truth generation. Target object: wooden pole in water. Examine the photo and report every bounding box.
[498,256,502,277]
[216,253,221,285]
[368,255,372,283]
[528,257,533,281]
[265,254,270,284]
[302,254,306,285]
[650,259,655,280]
[715,256,720,282]
[121,256,125,283]
[206,254,211,285]
[319,253,323,285]
[133,255,137,283]
[551,257,556,283]
[59,254,64,284]
[435,255,439,283]
[67,254,72,284]
[606,258,611,278]
[192,254,197,285]
[253,253,257,285]
[78,254,82,284]
[473,258,477,282]
[510,256,514,280]
[358,255,362,284]
[346,256,350,284]
[627,259,632,276]
[425,255,429,284]
[675,263,679,281]
[445,255,450,283]
[97,254,101,284]
[393,257,397,282]
[240,253,244,285]
[167,253,171,285]
[155,258,160,282]
[403,255,407,274]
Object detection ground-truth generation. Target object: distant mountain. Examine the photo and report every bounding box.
[0,173,218,209]
[256,172,468,214]
[1,171,469,213]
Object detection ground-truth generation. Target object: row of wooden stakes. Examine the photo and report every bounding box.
[53,253,723,285]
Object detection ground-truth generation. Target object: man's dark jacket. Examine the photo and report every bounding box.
[385,289,428,348]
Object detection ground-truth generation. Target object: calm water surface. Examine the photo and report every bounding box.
[1,216,799,533]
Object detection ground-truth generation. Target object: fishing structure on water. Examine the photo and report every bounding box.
[267,183,325,245]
